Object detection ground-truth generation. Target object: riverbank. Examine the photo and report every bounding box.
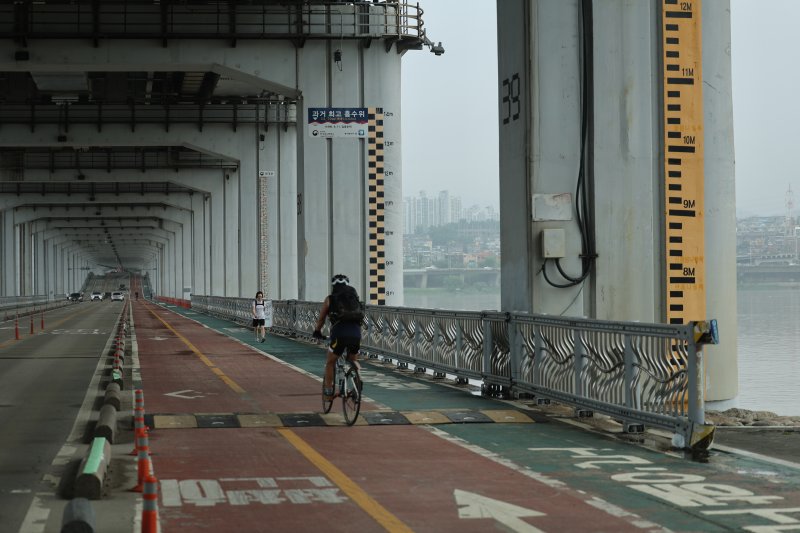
[706,408,800,427]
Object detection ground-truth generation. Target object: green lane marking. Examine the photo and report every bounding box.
[438,423,800,533]
[82,437,107,474]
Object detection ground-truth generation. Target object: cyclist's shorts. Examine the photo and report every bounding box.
[330,336,360,357]
[252,318,265,327]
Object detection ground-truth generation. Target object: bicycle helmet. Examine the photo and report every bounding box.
[331,274,350,286]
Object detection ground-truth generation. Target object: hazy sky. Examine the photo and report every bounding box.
[731,0,799,217]
[402,0,794,217]
[401,0,499,209]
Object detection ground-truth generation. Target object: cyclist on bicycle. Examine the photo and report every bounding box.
[313,274,364,400]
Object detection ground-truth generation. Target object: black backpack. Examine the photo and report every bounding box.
[329,286,365,324]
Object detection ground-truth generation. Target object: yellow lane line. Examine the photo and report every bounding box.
[146,305,246,394]
[278,428,414,533]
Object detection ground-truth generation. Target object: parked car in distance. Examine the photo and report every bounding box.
[90,291,103,301]
[111,291,125,301]
[104,292,112,300]
[68,292,82,302]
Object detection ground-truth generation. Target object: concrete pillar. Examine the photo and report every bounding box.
[497,0,533,313]
[190,194,206,296]
[364,45,403,306]
[702,0,737,405]
[279,122,300,300]
[592,1,661,322]
[298,42,331,301]
[263,111,300,301]
[162,221,180,299]
[224,171,239,296]
[2,211,17,296]
[238,138,259,297]
[34,231,46,295]
[210,181,225,295]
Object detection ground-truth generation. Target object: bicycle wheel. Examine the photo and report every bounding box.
[322,366,336,414]
[341,365,362,426]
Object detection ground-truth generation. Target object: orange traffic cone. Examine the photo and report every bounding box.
[132,431,152,493]
[141,474,159,533]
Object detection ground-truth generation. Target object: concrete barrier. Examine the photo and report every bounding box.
[111,368,123,389]
[103,382,122,411]
[93,404,117,443]
[74,437,111,500]
[61,497,96,533]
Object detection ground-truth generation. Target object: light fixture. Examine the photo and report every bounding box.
[422,36,445,57]
[334,49,343,71]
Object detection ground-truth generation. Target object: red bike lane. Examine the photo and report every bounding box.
[133,302,654,532]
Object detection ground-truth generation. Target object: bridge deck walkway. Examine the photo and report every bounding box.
[129,300,800,532]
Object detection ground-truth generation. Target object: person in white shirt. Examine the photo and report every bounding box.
[252,291,268,343]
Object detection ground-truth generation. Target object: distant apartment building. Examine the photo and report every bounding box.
[403,190,498,235]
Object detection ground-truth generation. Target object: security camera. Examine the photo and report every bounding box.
[431,42,445,56]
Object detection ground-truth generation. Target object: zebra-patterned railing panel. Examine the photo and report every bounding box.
[189,295,707,441]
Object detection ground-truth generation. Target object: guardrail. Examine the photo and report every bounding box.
[190,295,717,449]
[0,295,71,320]
[0,2,425,44]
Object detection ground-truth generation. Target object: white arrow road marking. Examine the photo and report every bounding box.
[164,390,205,399]
[149,336,171,341]
[454,489,546,533]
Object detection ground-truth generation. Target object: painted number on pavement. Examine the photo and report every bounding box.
[160,476,347,507]
[529,447,793,531]
[50,329,107,335]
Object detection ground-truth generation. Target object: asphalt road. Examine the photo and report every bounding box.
[0,300,123,532]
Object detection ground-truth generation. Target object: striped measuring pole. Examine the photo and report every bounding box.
[662,0,706,327]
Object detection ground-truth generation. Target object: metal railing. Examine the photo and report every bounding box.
[190,295,715,445]
[2,2,425,44]
[0,295,71,320]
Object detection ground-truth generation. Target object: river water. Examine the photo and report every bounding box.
[404,287,800,416]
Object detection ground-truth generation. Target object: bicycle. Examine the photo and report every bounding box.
[320,345,363,426]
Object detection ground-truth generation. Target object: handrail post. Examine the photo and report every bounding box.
[688,338,704,426]
[573,329,584,398]
[413,316,420,359]
[533,324,542,387]
[455,321,463,370]
[624,334,634,410]
[482,313,492,377]
[509,317,521,385]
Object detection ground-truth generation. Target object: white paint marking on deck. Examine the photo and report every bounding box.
[18,494,50,533]
[455,489,545,533]
[164,389,205,399]
[159,477,346,508]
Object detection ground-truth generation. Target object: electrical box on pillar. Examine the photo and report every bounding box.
[542,229,566,259]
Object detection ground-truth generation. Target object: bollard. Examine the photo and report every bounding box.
[61,498,96,533]
[141,475,159,533]
[74,437,111,500]
[30,314,34,335]
[111,368,123,389]
[103,382,122,411]
[94,404,118,443]
[132,431,152,493]
[15,316,19,340]
[40,310,44,330]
